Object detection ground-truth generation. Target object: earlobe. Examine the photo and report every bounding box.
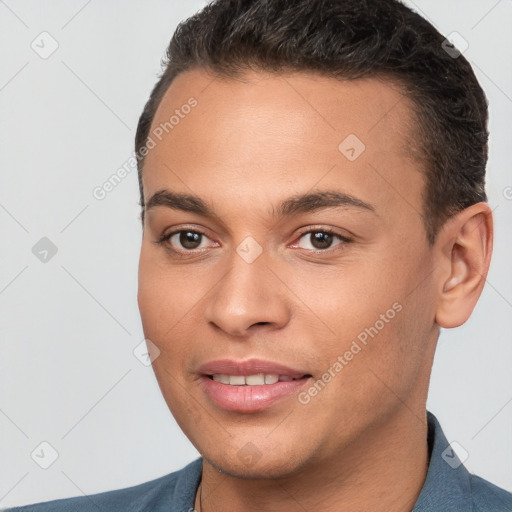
[435,203,493,328]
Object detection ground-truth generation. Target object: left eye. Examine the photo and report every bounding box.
[168,230,212,250]
[295,231,346,250]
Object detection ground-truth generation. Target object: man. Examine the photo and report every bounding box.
[8,0,511,510]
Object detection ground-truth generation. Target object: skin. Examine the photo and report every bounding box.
[137,68,493,511]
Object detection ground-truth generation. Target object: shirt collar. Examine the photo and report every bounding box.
[412,411,472,511]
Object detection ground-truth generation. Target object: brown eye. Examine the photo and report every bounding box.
[162,230,213,251]
[295,230,349,251]
[179,231,203,249]
[309,232,334,249]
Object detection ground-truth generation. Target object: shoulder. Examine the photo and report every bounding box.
[4,458,202,512]
[470,473,512,512]
[413,412,512,512]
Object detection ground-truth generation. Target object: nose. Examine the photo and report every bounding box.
[204,250,291,338]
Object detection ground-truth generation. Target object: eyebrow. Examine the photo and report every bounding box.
[144,189,376,219]
[276,190,375,216]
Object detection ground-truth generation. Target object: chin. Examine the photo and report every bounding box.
[202,446,312,481]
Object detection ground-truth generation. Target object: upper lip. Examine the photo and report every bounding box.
[198,358,309,378]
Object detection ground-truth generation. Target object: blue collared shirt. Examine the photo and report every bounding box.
[6,412,512,511]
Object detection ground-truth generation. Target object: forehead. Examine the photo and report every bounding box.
[142,68,422,220]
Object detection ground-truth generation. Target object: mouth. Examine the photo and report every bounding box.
[207,373,308,385]
[198,359,312,412]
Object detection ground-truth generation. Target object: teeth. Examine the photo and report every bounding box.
[212,374,230,384]
[264,374,279,384]
[245,374,265,385]
[211,373,297,386]
[229,375,246,386]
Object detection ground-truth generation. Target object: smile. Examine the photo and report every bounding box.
[198,360,312,412]
[209,374,306,386]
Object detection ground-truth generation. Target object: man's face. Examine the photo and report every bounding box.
[137,69,440,478]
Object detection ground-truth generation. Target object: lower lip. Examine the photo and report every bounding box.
[200,376,311,412]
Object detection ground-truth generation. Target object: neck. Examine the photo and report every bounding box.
[197,407,430,512]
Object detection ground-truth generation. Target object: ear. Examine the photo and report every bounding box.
[434,202,493,328]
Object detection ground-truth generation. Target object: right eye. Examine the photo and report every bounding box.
[158,229,215,251]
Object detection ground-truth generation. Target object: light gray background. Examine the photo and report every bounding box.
[1,0,511,507]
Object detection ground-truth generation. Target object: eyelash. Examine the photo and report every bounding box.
[293,227,352,252]
[155,228,213,257]
[155,227,352,256]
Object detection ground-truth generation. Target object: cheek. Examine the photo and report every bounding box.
[137,275,167,340]
[137,252,212,375]
[286,260,403,348]
[137,252,182,349]
[287,252,432,388]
